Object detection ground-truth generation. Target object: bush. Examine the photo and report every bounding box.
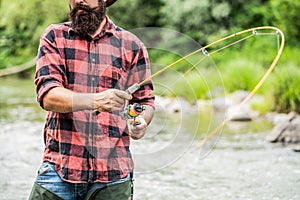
[0,0,69,68]
[272,64,300,113]
[220,59,265,93]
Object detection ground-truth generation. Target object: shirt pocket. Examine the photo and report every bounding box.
[98,65,126,90]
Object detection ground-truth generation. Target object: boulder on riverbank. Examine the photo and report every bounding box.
[226,104,252,121]
[212,90,261,121]
[154,90,261,121]
[266,111,300,143]
[154,96,198,114]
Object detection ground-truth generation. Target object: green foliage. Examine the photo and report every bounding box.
[147,21,299,113]
[152,67,222,103]
[270,0,300,45]
[161,0,299,47]
[107,0,166,29]
[221,59,265,93]
[228,0,273,28]
[163,0,232,45]
[0,0,69,68]
[272,64,300,113]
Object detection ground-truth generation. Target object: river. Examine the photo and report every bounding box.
[0,77,299,200]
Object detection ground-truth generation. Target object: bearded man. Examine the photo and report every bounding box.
[28,0,155,199]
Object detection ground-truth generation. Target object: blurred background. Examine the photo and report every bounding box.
[0,0,299,199]
[1,0,300,112]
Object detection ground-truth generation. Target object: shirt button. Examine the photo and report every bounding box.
[92,58,96,63]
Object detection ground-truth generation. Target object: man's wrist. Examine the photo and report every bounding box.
[139,105,155,125]
[72,93,96,111]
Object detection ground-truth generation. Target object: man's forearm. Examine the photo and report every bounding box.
[43,87,133,114]
[43,87,95,113]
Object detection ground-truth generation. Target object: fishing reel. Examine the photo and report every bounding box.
[121,101,145,125]
[121,83,145,125]
[93,83,144,124]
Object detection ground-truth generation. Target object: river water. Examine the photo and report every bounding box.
[0,77,299,200]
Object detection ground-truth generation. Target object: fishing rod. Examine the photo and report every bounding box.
[198,26,285,147]
[94,26,285,138]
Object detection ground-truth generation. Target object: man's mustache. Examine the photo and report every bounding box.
[70,3,97,16]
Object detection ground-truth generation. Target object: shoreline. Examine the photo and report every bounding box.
[154,92,300,145]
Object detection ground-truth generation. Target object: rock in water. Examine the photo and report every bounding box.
[267,112,300,143]
[293,146,300,152]
[227,105,252,121]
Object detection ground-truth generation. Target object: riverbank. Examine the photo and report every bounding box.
[155,92,300,145]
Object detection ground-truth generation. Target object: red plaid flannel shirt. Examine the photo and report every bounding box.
[35,17,154,183]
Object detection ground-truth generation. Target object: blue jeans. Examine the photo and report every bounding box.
[32,162,132,200]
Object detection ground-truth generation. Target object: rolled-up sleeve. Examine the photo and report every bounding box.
[129,41,155,109]
[34,26,67,108]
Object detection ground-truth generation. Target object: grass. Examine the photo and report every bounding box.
[149,40,300,114]
[271,64,300,113]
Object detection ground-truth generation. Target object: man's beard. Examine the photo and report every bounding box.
[70,2,106,38]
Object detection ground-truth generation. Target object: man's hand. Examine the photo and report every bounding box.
[128,105,155,140]
[129,118,148,140]
[94,89,132,112]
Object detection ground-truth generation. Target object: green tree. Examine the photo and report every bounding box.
[0,0,69,68]
[162,0,299,46]
[163,0,233,44]
[227,0,272,28]
[107,0,166,29]
[270,0,300,45]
